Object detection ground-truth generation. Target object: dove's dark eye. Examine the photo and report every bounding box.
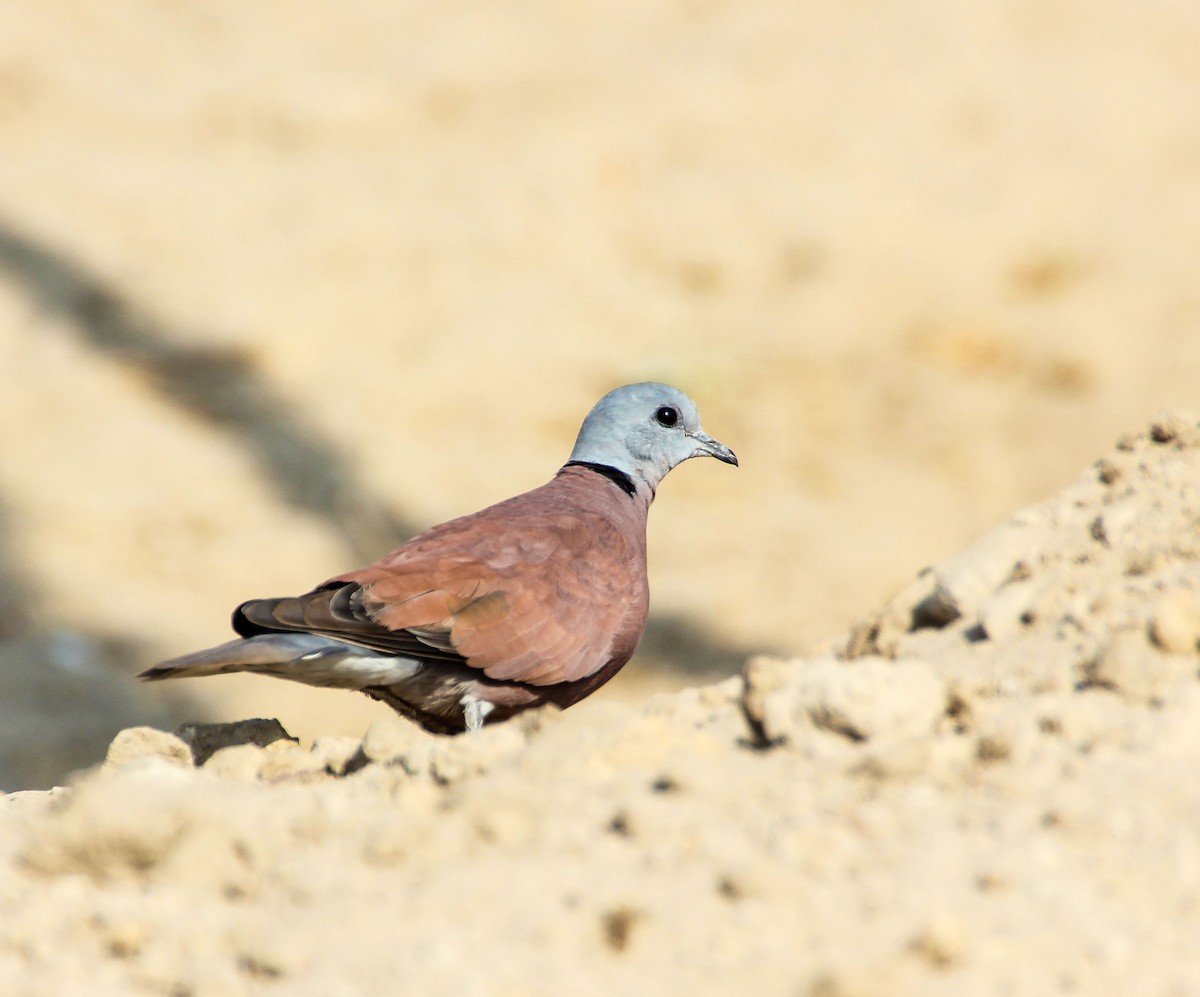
[655,405,679,427]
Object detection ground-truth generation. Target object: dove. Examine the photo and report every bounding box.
[139,382,737,733]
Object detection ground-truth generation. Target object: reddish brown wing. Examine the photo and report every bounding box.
[235,470,651,687]
[341,507,645,686]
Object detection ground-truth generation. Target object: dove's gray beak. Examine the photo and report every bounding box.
[693,432,738,467]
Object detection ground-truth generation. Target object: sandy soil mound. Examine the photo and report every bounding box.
[3,414,1198,996]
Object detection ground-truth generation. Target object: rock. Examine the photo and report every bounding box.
[1149,591,1200,653]
[741,656,793,737]
[1051,692,1141,751]
[175,719,298,766]
[103,727,193,771]
[511,702,564,737]
[1090,499,1140,550]
[747,656,946,745]
[203,743,270,782]
[203,733,343,783]
[258,745,329,782]
[912,518,1051,630]
[429,723,527,784]
[970,701,1041,767]
[0,786,68,817]
[1094,457,1122,485]
[806,969,878,997]
[977,579,1038,641]
[1148,411,1200,449]
[1086,630,1192,702]
[311,736,367,776]
[361,716,435,777]
[910,915,968,967]
[98,917,147,959]
[20,761,197,879]
[844,569,938,658]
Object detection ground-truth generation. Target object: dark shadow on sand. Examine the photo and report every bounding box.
[0,494,217,790]
[0,220,413,561]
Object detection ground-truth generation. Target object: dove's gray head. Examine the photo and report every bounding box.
[568,382,737,496]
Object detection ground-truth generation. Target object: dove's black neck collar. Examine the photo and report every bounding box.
[564,461,637,497]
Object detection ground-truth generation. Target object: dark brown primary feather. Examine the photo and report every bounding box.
[229,464,651,701]
[232,584,469,664]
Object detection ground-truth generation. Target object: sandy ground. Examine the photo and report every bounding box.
[1,1,1199,993]
[4,414,1200,996]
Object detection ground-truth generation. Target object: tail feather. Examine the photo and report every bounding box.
[138,634,424,690]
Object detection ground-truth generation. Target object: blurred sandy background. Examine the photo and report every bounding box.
[1,0,1198,788]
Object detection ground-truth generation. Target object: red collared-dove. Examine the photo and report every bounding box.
[139,382,737,733]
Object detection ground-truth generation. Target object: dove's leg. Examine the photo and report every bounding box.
[461,695,495,732]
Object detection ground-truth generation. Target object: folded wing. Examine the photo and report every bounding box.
[234,501,646,687]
